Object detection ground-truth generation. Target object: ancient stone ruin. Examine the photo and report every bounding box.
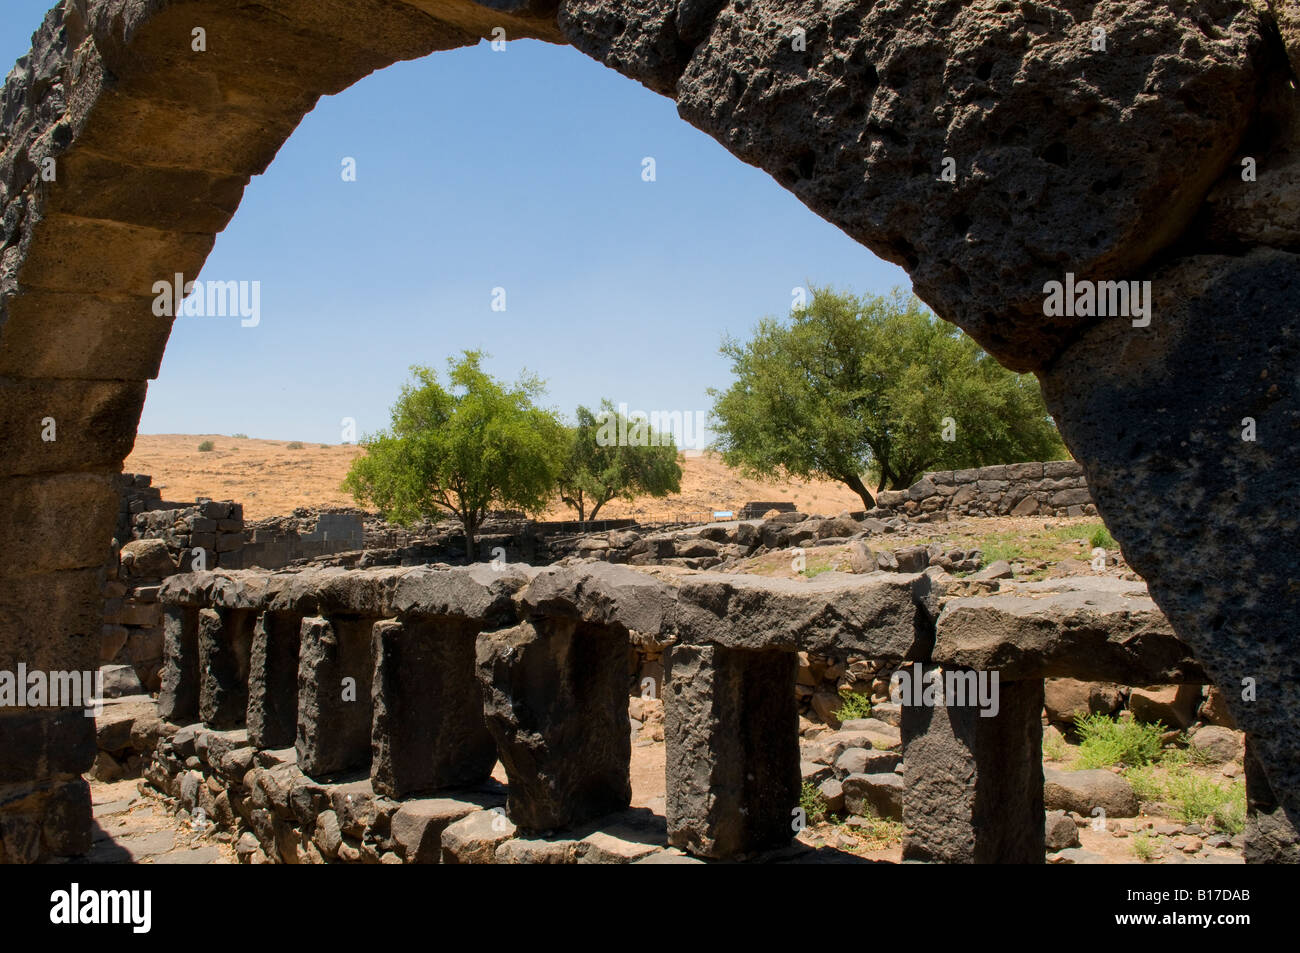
[138,561,1213,864]
[1,0,1298,862]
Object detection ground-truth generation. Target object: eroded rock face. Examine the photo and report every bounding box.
[1041,249,1300,825]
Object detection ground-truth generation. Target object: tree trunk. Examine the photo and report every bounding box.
[462,513,478,563]
[842,472,875,510]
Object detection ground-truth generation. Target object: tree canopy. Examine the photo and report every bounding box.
[341,351,565,559]
[557,400,683,521]
[709,287,1066,509]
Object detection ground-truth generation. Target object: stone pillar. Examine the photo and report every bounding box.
[197,608,254,730]
[476,618,630,831]
[158,605,200,722]
[371,618,497,798]
[296,616,374,779]
[901,665,1044,863]
[246,610,301,750]
[1244,736,1300,863]
[664,644,799,860]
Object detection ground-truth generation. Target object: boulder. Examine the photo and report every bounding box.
[119,539,177,579]
[441,809,516,864]
[1129,684,1201,730]
[1043,678,1124,726]
[1043,768,1139,818]
[1044,810,1081,852]
[842,773,903,821]
[392,797,498,864]
[1199,685,1238,729]
[1189,726,1244,765]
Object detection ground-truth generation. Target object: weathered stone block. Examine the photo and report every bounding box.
[197,608,253,729]
[902,668,1044,863]
[370,618,496,798]
[247,610,300,749]
[157,605,199,722]
[664,643,799,860]
[296,616,374,779]
[477,617,630,832]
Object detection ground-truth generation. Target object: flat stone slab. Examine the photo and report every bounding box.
[391,794,503,864]
[670,570,933,656]
[934,577,1204,682]
[116,829,174,860]
[520,563,673,635]
[154,846,223,864]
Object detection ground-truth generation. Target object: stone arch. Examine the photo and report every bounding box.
[2,0,1298,860]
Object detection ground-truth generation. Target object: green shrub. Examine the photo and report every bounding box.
[1073,713,1165,769]
[836,691,872,721]
[231,433,248,439]
[197,440,214,452]
[1124,765,1165,804]
[1089,524,1115,549]
[286,441,305,450]
[1165,771,1246,834]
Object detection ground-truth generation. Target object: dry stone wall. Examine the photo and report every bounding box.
[876,462,1095,519]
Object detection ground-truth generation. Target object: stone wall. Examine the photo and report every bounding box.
[876,462,1094,519]
[133,499,246,572]
[241,511,366,569]
[135,562,1237,864]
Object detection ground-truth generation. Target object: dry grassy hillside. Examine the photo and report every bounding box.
[125,434,866,522]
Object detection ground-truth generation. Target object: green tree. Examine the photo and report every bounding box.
[342,352,565,560]
[557,400,683,521]
[709,287,1066,509]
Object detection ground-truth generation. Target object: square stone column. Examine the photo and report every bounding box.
[158,605,199,722]
[246,610,301,750]
[371,618,497,798]
[901,665,1044,863]
[664,644,799,860]
[476,617,630,832]
[296,615,375,779]
[197,608,254,730]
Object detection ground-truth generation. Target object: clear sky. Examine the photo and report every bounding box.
[2,2,907,446]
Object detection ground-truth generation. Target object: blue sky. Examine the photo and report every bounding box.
[3,2,907,445]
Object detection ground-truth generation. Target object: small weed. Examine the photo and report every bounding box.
[843,810,905,850]
[799,782,828,825]
[1133,831,1157,863]
[197,440,214,452]
[1042,729,1070,762]
[836,691,872,721]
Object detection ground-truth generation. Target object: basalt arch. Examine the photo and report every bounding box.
[1,0,1298,861]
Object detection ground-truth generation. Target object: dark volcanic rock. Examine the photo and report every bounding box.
[1041,250,1300,826]
[673,0,1267,370]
